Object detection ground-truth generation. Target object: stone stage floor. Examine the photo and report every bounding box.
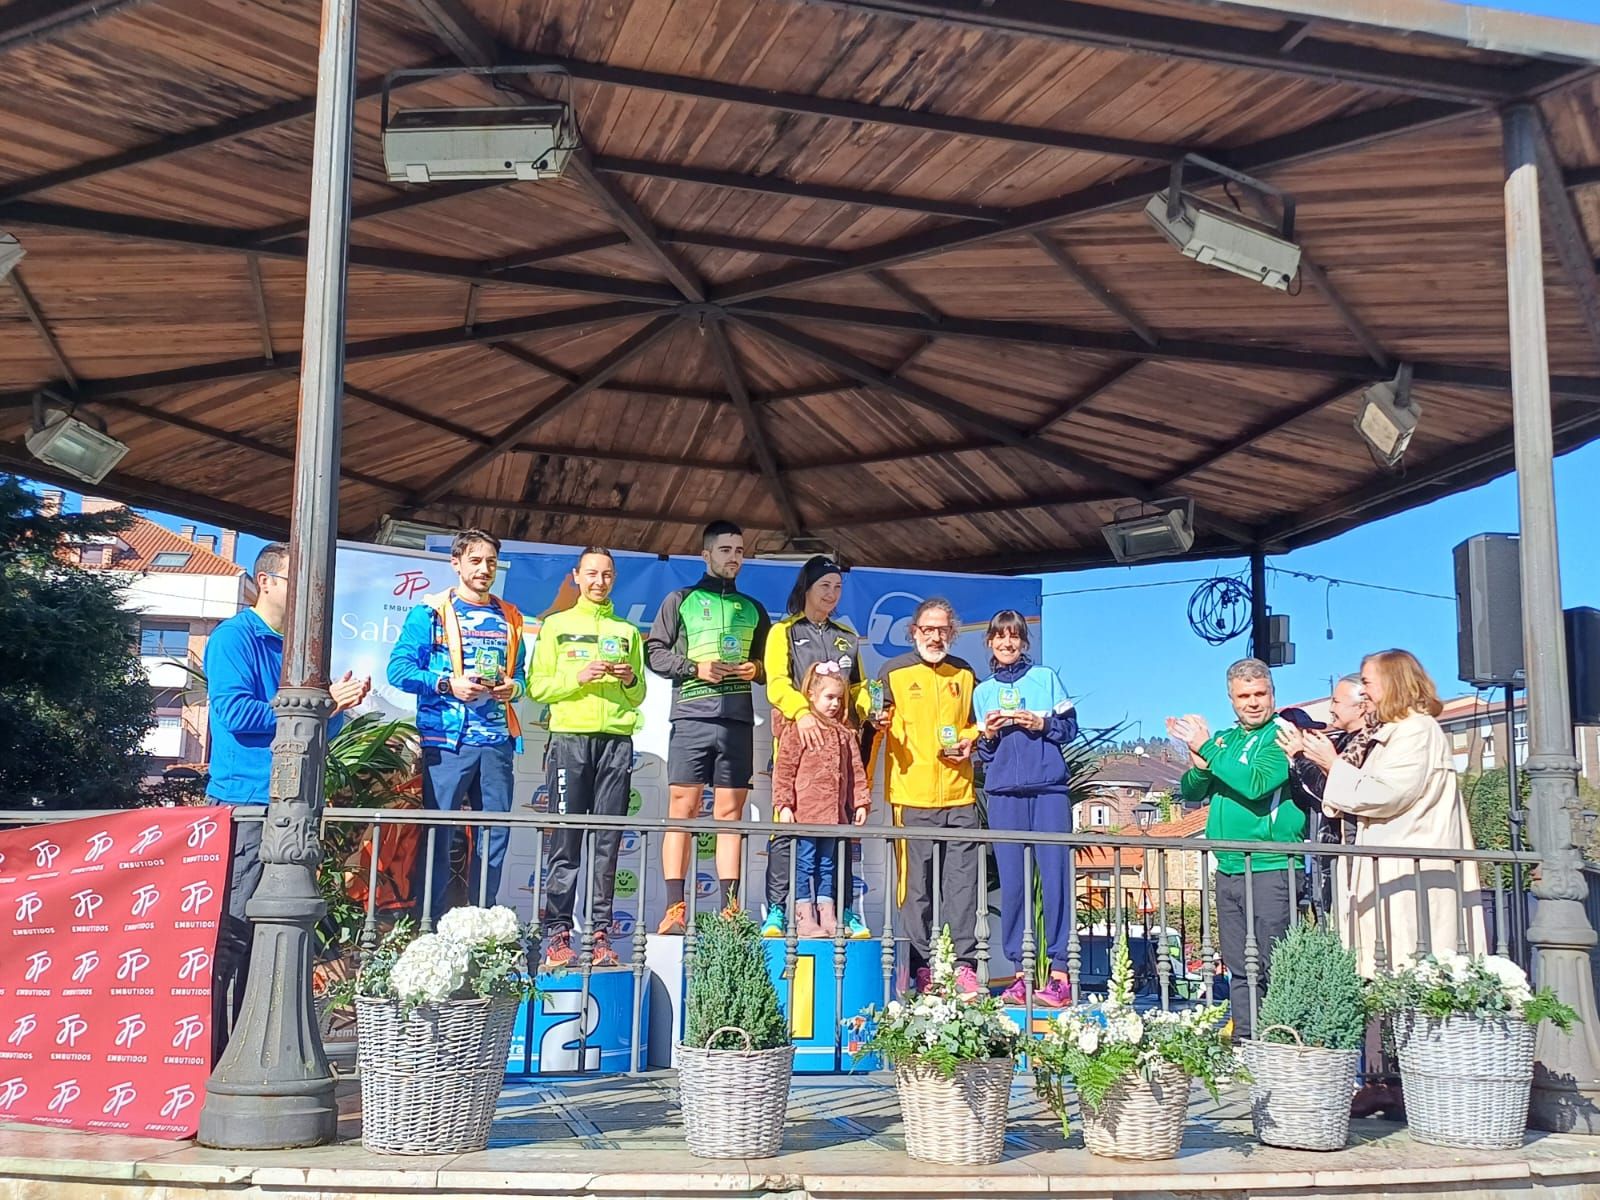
[3,1073,1600,1199]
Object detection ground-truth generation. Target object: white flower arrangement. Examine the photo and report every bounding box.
[1368,951,1574,1029]
[1033,939,1238,1129]
[351,905,533,1014]
[845,928,1021,1076]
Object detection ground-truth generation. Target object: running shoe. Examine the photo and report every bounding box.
[842,908,871,939]
[761,905,786,938]
[589,930,620,968]
[1035,977,1072,1008]
[954,964,982,998]
[542,930,576,969]
[656,901,687,935]
[1000,977,1029,1006]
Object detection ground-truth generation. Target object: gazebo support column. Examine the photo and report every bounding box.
[1502,103,1600,1136]
[1249,547,1269,661]
[196,0,359,1151]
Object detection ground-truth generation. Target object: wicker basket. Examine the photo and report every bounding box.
[355,993,520,1155]
[894,1058,1013,1165]
[1394,1010,1535,1150]
[1240,1025,1360,1151]
[676,1026,795,1159]
[1080,1061,1190,1160]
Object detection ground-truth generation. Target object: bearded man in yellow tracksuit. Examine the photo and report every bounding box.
[875,597,982,996]
[524,547,646,970]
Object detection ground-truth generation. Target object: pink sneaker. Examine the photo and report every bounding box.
[1000,977,1028,1005]
[1036,977,1073,1008]
[954,964,981,997]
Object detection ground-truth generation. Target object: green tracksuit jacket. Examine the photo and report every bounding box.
[1180,722,1302,875]
[523,596,646,735]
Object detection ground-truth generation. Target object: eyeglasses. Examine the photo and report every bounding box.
[260,573,287,582]
[911,624,951,635]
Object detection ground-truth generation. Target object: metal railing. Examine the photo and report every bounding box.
[8,806,1539,1077]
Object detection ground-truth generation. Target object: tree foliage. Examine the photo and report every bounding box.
[683,908,788,1051]
[1258,919,1368,1051]
[0,478,153,808]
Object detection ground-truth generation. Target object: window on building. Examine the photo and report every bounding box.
[151,551,192,568]
[1090,805,1111,827]
[140,621,189,657]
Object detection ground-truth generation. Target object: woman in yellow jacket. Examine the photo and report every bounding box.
[761,557,872,938]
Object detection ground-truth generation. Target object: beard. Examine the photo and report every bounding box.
[917,645,949,664]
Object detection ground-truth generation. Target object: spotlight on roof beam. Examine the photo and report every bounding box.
[26,403,128,485]
[375,515,458,550]
[1144,155,1301,291]
[1355,363,1419,468]
[381,66,578,184]
[1102,499,1196,564]
[0,231,22,281]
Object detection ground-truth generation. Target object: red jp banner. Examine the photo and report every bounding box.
[0,806,231,1138]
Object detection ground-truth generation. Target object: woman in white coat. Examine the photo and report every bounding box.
[1281,649,1486,977]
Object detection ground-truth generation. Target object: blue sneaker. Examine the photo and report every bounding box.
[843,908,871,939]
[761,905,785,938]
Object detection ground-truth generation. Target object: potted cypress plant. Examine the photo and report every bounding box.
[678,907,794,1158]
[847,928,1023,1166]
[1239,920,1367,1150]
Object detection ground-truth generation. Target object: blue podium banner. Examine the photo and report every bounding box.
[506,969,646,1076]
[763,938,885,1073]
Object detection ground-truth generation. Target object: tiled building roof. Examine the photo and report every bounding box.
[60,500,242,577]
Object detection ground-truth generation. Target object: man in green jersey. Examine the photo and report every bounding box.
[646,521,771,933]
[1168,657,1303,1040]
[524,547,646,970]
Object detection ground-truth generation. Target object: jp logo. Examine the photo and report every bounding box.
[84,830,115,863]
[30,839,61,869]
[102,1082,137,1118]
[159,1084,197,1121]
[614,869,638,898]
[130,825,163,857]
[865,590,926,659]
[47,1080,80,1114]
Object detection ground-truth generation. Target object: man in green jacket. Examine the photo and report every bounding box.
[525,547,647,969]
[1168,657,1303,1040]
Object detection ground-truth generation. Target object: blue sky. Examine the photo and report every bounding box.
[15,0,1596,738]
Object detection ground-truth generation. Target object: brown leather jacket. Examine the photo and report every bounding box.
[771,711,870,826]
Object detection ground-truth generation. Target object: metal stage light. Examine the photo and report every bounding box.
[1101,499,1196,563]
[0,231,22,281]
[375,515,458,550]
[26,403,128,484]
[1144,155,1301,291]
[381,66,578,184]
[1355,363,1419,468]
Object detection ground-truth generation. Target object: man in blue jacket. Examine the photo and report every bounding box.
[205,541,368,1049]
[387,530,529,921]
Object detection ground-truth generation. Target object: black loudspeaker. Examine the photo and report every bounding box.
[1566,607,1600,725]
[1454,534,1525,687]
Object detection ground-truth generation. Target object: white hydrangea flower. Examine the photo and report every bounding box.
[1077,1026,1100,1055]
[436,904,521,945]
[389,934,471,1004]
[1482,955,1529,992]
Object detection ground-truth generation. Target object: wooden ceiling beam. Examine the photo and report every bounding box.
[705,319,804,536]
[506,50,1186,163]
[1157,380,1362,485]
[0,67,450,205]
[818,0,1558,103]
[1522,106,1600,364]
[1569,166,1600,190]
[737,314,1258,545]
[0,443,289,539]
[243,253,275,364]
[0,301,656,401]
[0,0,150,54]
[409,316,679,506]
[1029,233,1157,346]
[593,154,1004,224]
[1,201,685,305]
[7,270,78,389]
[662,229,846,264]
[487,234,630,271]
[727,295,1600,397]
[250,182,506,245]
[714,98,1476,304]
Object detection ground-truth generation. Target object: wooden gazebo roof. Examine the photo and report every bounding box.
[2,0,1598,570]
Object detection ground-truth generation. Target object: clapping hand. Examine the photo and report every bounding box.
[329,671,370,714]
[1300,729,1338,771]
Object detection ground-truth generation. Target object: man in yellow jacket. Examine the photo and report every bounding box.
[524,547,646,969]
[875,597,982,995]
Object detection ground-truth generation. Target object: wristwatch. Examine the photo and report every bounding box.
[435,674,452,697]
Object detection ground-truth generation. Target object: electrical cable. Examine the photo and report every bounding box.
[1186,574,1253,646]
